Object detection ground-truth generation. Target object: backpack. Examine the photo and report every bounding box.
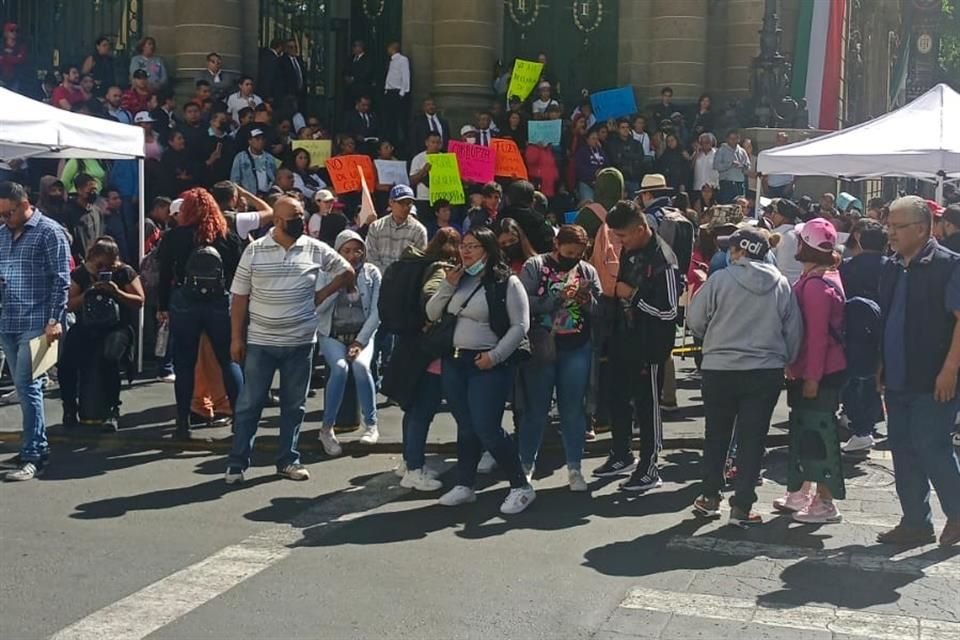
[800,277,882,377]
[183,245,225,299]
[656,207,695,277]
[378,257,432,335]
[80,289,121,329]
[139,247,160,301]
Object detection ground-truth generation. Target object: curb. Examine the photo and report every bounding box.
[0,430,791,456]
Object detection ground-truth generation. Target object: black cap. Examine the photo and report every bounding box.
[718,226,770,260]
[132,69,148,79]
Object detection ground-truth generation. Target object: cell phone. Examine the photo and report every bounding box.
[98,271,112,283]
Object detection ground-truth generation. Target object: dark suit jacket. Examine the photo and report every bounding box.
[345,53,376,100]
[344,109,380,141]
[257,48,282,101]
[411,113,451,153]
[279,54,307,103]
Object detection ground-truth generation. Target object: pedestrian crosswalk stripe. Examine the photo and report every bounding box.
[667,536,960,580]
[620,587,960,640]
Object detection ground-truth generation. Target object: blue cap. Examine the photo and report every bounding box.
[389,184,415,201]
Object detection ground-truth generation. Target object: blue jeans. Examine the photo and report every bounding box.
[402,371,443,470]
[227,342,314,471]
[169,290,242,419]
[318,336,377,428]
[519,341,591,470]
[442,353,525,488]
[841,376,883,437]
[718,180,745,204]
[886,390,960,528]
[0,330,48,462]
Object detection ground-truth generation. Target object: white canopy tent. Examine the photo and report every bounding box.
[757,83,960,202]
[0,87,147,368]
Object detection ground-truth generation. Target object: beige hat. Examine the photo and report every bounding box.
[635,173,673,195]
[169,198,184,215]
[314,189,335,202]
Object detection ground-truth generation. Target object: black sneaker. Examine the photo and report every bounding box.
[619,472,663,492]
[62,409,79,429]
[101,409,119,433]
[592,454,637,478]
[175,416,191,440]
[728,506,763,528]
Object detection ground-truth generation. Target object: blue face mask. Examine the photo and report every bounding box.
[464,260,486,277]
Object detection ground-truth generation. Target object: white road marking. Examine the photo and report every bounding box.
[50,473,403,640]
[667,536,960,580]
[620,587,960,640]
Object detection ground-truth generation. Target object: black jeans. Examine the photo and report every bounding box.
[609,354,661,476]
[700,369,783,510]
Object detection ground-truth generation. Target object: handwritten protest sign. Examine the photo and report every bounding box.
[448,140,495,184]
[374,159,409,186]
[427,153,465,205]
[291,139,332,166]
[325,155,376,194]
[506,59,544,102]
[490,138,528,180]
[590,86,638,121]
[528,119,562,146]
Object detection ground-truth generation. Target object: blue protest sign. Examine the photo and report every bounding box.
[527,119,562,146]
[590,86,638,121]
[564,210,578,224]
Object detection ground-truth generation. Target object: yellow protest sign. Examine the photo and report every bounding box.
[427,153,465,205]
[506,59,544,102]
[291,139,332,167]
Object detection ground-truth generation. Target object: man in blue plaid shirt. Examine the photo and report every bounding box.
[0,181,70,481]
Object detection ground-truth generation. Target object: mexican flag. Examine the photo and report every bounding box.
[790,0,847,130]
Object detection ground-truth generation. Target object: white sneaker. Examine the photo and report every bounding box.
[477,451,497,474]
[439,485,476,506]
[500,485,536,515]
[5,461,42,481]
[358,425,379,445]
[401,468,443,491]
[0,389,19,405]
[842,434,875,453]
[278,463,310,481]
[568,469,588,492]
[394,460,407,477]
[224,468,244,485]
[318,427,343,457]
[158,373,176,383]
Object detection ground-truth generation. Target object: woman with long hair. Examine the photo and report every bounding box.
[495,217,537,274]
[285,147,327,201]
[157,188,244,438]
[657,133,691,193]
[60,236,144,431]
[692,94,715,137]
[564,114,588,194]
[500,110,527,151]
[129,36,168,90]
[518,225,601,491]
[574,128,610,203]
[774,218,848,524]
[426,227,534,513]
[694,183,718,218]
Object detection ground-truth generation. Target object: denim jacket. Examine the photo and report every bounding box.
[316,262,381,347]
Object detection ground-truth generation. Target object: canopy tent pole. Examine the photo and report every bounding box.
[137,157,145,374]
[936,172,945,205]
[755,173,763,218]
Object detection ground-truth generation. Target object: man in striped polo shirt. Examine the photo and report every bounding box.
[225,195,354,484]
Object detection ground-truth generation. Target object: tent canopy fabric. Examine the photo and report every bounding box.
[757,83,960,180]
[0,87,144,160]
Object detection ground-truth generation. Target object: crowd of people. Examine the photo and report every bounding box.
[1,30,959,547]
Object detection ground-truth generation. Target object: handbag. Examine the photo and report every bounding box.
[528,323,556,367]
[420,283,483,359]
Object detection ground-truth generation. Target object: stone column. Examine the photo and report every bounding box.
[722,0,764,98]
[648,0,708,100]
[141,0,176,67]
[617,0,653,102]
[173,0,244,96]
[430,0,498,129]
[403,0,434,110]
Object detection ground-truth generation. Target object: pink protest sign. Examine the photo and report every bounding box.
[448,140,495,184]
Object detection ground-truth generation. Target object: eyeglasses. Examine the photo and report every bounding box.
[888,221,923,232]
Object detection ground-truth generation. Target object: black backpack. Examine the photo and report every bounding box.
[184,245,225,299]
[80,289,121,329]
[378,257,432,335]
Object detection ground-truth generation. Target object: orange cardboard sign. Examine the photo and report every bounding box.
[491,138,528,180]
[325,155,377,194]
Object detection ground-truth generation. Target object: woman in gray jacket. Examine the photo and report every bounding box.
[518,225,602,492]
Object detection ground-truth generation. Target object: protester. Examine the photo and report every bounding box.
[775,218,847,523]
[307,189,347,246]
[0,181,70,480]
[606,118,645,195]
[689,226,802,525]
[941,204,960,253]
[495,217,537,274]
[157,188,244,438]
[501,180,554,254]
[714,130,749,204]
[575,128,609,202]
[769,198,804,285]
[427,227,534,514]
[518,225,601,491]
[315,229,380,452]
[876,196,960,547]
[129,36,168,90]
[230,128,277,196]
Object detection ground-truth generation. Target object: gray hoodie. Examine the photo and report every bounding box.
[687,257,803,371]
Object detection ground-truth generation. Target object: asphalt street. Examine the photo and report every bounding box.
[2,365,959,639]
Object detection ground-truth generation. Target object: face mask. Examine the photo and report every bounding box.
[503,244,523,261]
[86,191,98,204]
[556,256,579,271]
[464,260,486,276]
[284,218,304,239]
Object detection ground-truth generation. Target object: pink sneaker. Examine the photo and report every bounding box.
[773,490,813,513]
[793,498,842,524]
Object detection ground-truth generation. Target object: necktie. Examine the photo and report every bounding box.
[293,58,302,88]
[362,113,369,129]
[429,115,438,134]
[481,130,488,146]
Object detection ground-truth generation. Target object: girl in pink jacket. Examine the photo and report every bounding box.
[775,218,848,524]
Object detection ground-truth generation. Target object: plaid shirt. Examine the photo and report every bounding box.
[365,214,427,273]
[0,210,71,334]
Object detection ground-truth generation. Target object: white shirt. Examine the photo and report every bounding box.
[409,151,430,201]
[425,113,443,141]
[693,148,720,190]
[532,98,559,114]
[384,52,410,96]
[230,230,351,346]
[772,224,803,285]
[226,91,264,124]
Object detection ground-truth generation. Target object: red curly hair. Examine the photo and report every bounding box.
[177,188,227,245]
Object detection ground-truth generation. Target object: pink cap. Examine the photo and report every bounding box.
[798,217,838,251]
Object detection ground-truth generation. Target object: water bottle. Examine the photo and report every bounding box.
[154,320,169,357]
